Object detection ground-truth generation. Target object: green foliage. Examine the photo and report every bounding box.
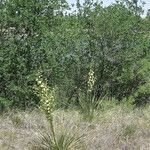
[0,0,69,108]
[122,124,137,138]
[0,0,150,110]
[120,97,135,110]
[0,97,12,113]
[99,98,118,112]
[133,84,150,106]
[79,93,98,121]
[131,58,150,106]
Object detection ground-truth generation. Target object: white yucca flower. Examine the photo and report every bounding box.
[34,75,55,121]
[87,68,96,92]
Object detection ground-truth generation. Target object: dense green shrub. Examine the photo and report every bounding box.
[0,0,150,109]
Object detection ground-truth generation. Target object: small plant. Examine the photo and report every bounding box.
[11,115,23,127]
[122,124,137,138]
[34,73,83,150]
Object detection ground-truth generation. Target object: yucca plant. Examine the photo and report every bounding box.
[79,66,98,121]
[79,93,98,121]
[34,73,83,150]
[32,130,83,150]
[34,74,57,145]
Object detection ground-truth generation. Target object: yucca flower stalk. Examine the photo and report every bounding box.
[87,67,97,120]
[87,67,96,93]
[34,74,57,147]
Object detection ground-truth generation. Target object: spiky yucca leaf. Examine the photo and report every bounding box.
[31,131,83,150]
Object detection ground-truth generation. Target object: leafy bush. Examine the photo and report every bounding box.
[0,97,12,113]
[133,86,150,106]
[0,0,150,109]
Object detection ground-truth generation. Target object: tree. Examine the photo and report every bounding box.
[0,0,68,108]
[0,0,149,110]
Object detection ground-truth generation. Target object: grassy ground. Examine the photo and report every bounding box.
[0,105,150,150]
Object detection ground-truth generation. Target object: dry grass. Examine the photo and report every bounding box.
[0,105,150,150]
